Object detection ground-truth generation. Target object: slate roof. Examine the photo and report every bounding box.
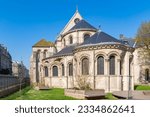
[43,31,135,60]
[69,19,97,31]
[52,44,76,57]
[80,31,122,46]
[121,38,135,47]
[33,39,55,47]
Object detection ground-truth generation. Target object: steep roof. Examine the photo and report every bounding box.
[121,38,135,47]
[33,39,55,47]
[80,31,122,46]
[69,19,97,31]
[43,45,75,60]
[59,10,83,35]
[53,45,76,57]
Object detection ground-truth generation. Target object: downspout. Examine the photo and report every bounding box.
[93,49,96,89]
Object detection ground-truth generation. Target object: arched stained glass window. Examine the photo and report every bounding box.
[97,56,104,75]
[62,64,64,76]
[69,63,73,76]
[69,36,73,44]
[44,66,48,77]
[109,56,115,75]
[82,58,89,75]
[53,66,58,76]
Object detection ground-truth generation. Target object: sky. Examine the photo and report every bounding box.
[0,0,150,69]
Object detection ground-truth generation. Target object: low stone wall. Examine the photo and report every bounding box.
[0,83,26,98]
[0,75,30,98]
[65,89,85,99]
[65,89,105,99]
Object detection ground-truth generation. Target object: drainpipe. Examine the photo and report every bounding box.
[67,76,68,89]
[93,50,96,89]
[108,76,110,92]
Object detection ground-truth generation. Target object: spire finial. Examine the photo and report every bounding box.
[98,25,102,32]
[76,5,78,12]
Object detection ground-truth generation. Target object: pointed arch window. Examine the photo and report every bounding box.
[84,34,90,41]
[53,66,58,77]
[97,56,104,75]
[69,36,73,44]
[69,63,73,76]
[82,58,89,75]
[62,64,65,76]
[109,55,115,75]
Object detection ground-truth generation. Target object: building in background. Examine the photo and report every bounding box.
[0,44,12,75]
[12,61,29,78]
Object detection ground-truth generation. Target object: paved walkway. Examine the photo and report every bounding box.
[112,91,150,100]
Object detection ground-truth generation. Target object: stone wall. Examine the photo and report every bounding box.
[0,75,30,98]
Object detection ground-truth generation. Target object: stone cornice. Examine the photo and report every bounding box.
[42,44,135,62]
[74,44,135,53]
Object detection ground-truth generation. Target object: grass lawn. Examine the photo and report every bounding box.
[1,86,119,100]
[0,86,76,100]
[105,93,118,100]
[134,85,150,90]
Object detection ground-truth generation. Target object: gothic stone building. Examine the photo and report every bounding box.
[30,10,150,92]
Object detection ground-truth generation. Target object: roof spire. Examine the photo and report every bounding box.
[98,25,102,32]
[76,5,78,12]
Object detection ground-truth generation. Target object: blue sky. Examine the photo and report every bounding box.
[0,0,150,68]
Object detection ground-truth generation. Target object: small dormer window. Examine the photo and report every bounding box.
[74,18,80,24]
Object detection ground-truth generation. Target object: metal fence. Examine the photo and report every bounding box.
[0,75,29,91]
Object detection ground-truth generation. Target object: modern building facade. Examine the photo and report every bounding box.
[30,10,150,92]
[0,44,12,75]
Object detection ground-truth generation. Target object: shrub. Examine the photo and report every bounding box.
[76,75,91,90]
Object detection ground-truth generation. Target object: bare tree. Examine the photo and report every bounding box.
[76,75,91,90]
[19,61,25,92]
[135,21,150,60]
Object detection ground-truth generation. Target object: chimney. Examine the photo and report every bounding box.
[119,34,124,40]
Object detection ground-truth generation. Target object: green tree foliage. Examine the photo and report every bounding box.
[136,21,150,60]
